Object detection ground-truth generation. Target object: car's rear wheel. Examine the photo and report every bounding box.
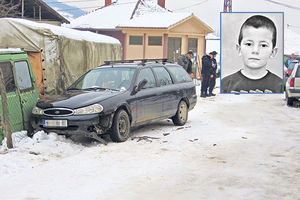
[287,97,295,106]
[172,100,188,126]
[110,109,130,142]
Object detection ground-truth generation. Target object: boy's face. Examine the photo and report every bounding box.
[237,26,277,70]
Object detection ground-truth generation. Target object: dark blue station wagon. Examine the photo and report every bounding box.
[31,60,197,143]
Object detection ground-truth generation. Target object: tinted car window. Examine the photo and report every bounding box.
[14,61,33,90]
[153,67,172,86]
[166,65,192,83]
[0,62,16,92]
[70,67,136,90]
[136,68,156,89]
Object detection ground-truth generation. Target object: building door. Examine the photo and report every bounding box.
[188,38,198,75]
[188,38,198,54]
[168,37,181,63]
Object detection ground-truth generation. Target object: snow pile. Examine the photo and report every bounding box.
[0,131,84,177]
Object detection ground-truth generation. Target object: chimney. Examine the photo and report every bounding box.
[105,0,112,6]
[157,0,165,8]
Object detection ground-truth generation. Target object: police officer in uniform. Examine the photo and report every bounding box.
[201,51,217,97]
[208,51,218,96]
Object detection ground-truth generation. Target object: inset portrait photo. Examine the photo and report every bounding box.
[220,12,284,93]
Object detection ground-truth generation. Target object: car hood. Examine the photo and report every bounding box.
[37,90,121,109]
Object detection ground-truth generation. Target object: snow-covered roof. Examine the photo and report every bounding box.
[69,0,197,30]
[117,12,192,28]
[131,0,168,18]
[7,18,120,44]
[69,2,137,29]
[69,0,213,32]
[0,48,22,53]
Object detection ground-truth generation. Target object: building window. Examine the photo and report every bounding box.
[129,36,143,45]
[148,36,162,46]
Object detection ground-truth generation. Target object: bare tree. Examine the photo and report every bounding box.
[0,0,21,17]
[0,69,13,148]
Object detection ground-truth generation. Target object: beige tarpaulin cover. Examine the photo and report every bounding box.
[0,18,122,95]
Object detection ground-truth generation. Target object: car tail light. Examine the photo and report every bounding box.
[290,77,295,87]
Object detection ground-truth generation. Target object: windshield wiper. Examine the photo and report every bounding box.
[84,87,120,91]
[83,87,107,91]
[67,87,81,91]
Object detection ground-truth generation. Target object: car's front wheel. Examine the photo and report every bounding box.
[172,100,188,126]
[110,109,130,142]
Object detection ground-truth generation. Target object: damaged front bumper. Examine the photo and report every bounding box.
[31,113,114,137]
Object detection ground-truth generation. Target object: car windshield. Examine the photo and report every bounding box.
[68,67,136,91]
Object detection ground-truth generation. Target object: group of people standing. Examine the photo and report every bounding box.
[177,50,218,98]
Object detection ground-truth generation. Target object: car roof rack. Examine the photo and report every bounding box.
[104,58,168,65]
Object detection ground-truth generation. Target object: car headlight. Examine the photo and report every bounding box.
[74,104,103,115]
[32,106,44,115]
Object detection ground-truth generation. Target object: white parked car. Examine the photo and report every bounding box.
[285,62,300,106]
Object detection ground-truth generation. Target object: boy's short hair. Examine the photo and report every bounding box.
[238,15,277,48]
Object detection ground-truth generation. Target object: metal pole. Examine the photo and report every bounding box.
[39,6,42,21]
[33,6,36,19]
[22,0,24,18]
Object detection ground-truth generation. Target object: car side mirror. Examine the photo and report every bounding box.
[131,79,147,95]
[137,79,147,91]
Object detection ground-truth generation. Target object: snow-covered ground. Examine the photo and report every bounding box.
[0,86,299,200]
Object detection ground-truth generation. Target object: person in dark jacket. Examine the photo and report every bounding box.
[201,51,217,97]
[208,51,218,96]
[177,51,194,77]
